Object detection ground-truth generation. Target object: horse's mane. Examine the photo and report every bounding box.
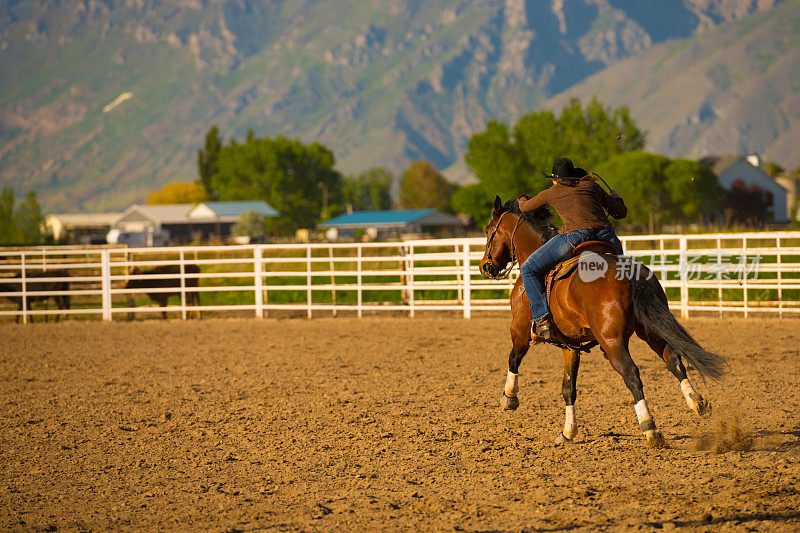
[499,198,557,241]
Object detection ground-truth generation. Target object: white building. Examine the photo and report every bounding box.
[43,212,123,243]
[775,175,800,221]
[46,201,279,246]
[700,154,789,223]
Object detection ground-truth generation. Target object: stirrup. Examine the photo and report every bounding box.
[531,315,599,353]
[531,316,552,341]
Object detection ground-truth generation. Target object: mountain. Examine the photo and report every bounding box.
[0,0,788,212]
[546,0,800,170]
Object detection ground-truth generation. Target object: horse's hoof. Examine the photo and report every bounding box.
[690,393,712,419]
[645,430,668,449]
[500,394,519,411]
[554,432,574,445]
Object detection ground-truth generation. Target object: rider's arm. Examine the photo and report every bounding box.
[517,188,550,212]
[596,183,627,219]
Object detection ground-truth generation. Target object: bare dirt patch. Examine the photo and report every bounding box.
[1,316,799,531]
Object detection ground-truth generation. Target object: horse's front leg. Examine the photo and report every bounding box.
[555,348,580,444]
[500,343,529,410]
[501,283,535,411]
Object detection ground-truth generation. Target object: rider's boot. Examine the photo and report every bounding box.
[531,315,553,341]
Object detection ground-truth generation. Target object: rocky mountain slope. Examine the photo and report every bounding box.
[0,0,787,211]
[546,0,800,170]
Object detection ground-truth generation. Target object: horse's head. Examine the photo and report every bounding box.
[479,196,519,279]
[124,265,142,289]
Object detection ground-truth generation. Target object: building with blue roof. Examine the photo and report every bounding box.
[319,209,462,239]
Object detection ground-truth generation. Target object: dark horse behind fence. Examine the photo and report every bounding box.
[125,264,201,319]
[0,269,71,322]
[479,196,726,448]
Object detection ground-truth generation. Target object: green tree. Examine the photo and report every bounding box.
[594,152,669,230]
[663,159,723,222]
[464,120,534,203]
[342,167,393,211]
[594,151,722,231]
[232,211,266,238]
[147,182,209,204]
[551,97,645,167]
[198,126,222,199]
[207,134,342,234]
[763,160,785,177]
[451,183,492,225]
[458,97,646,220]
[15,191,44,244]
[399,160,458,211]
[0,188,15,244]
[0,188,44,245]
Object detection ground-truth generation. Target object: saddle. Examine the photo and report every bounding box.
[540,240,618,352]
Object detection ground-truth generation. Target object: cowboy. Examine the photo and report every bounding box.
[518,157,627,340]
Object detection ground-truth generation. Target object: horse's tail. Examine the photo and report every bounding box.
[631,275,726,381]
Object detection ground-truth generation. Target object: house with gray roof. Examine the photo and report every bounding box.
[108,201,278,245]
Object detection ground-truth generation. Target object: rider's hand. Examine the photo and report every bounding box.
[517,194,532,201]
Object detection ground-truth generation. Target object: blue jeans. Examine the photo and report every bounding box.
[520,228,623,321]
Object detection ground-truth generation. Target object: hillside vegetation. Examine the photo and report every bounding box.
[0,0,789,211]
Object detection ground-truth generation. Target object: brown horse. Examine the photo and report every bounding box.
[0,269,71,322]
[479,196,725,448]
[125,264,201,319]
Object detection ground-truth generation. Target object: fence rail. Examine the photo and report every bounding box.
[1,231,800,323]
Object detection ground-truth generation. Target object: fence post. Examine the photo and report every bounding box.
[357,246,362,318]
[455,244,463,305]
[329,246,337,317]
[254,246,264,318]
[717,236,722,317]
[20,253,27,325]
[179,249,187,321]
[742,236,748,318]
[101,249,112,321]
[306,245,312,319]
[462,242,471,319]
[679,236,688,318]
[777,235,783,318]
[408,244,415,318]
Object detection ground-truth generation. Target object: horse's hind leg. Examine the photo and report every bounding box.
[555,348,580,444]
[636,327,711,418]
[56,295,70,322]
[601,336,666,448]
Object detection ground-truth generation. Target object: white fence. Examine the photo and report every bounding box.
[1,232,800,323]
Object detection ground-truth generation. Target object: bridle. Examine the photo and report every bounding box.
[484,211,523,279]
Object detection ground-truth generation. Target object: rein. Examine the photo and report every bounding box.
[485,211,523,279]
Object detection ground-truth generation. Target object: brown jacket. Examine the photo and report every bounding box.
[518,178,627,233]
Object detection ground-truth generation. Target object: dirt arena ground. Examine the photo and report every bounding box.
[1,316,799,532]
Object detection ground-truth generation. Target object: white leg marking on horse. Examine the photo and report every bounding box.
[505,371,519,397]
[634,399,652,425]
[563,405,577,439]
[680,378,699,411]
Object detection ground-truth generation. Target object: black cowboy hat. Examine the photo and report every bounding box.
[547,157,587,180]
